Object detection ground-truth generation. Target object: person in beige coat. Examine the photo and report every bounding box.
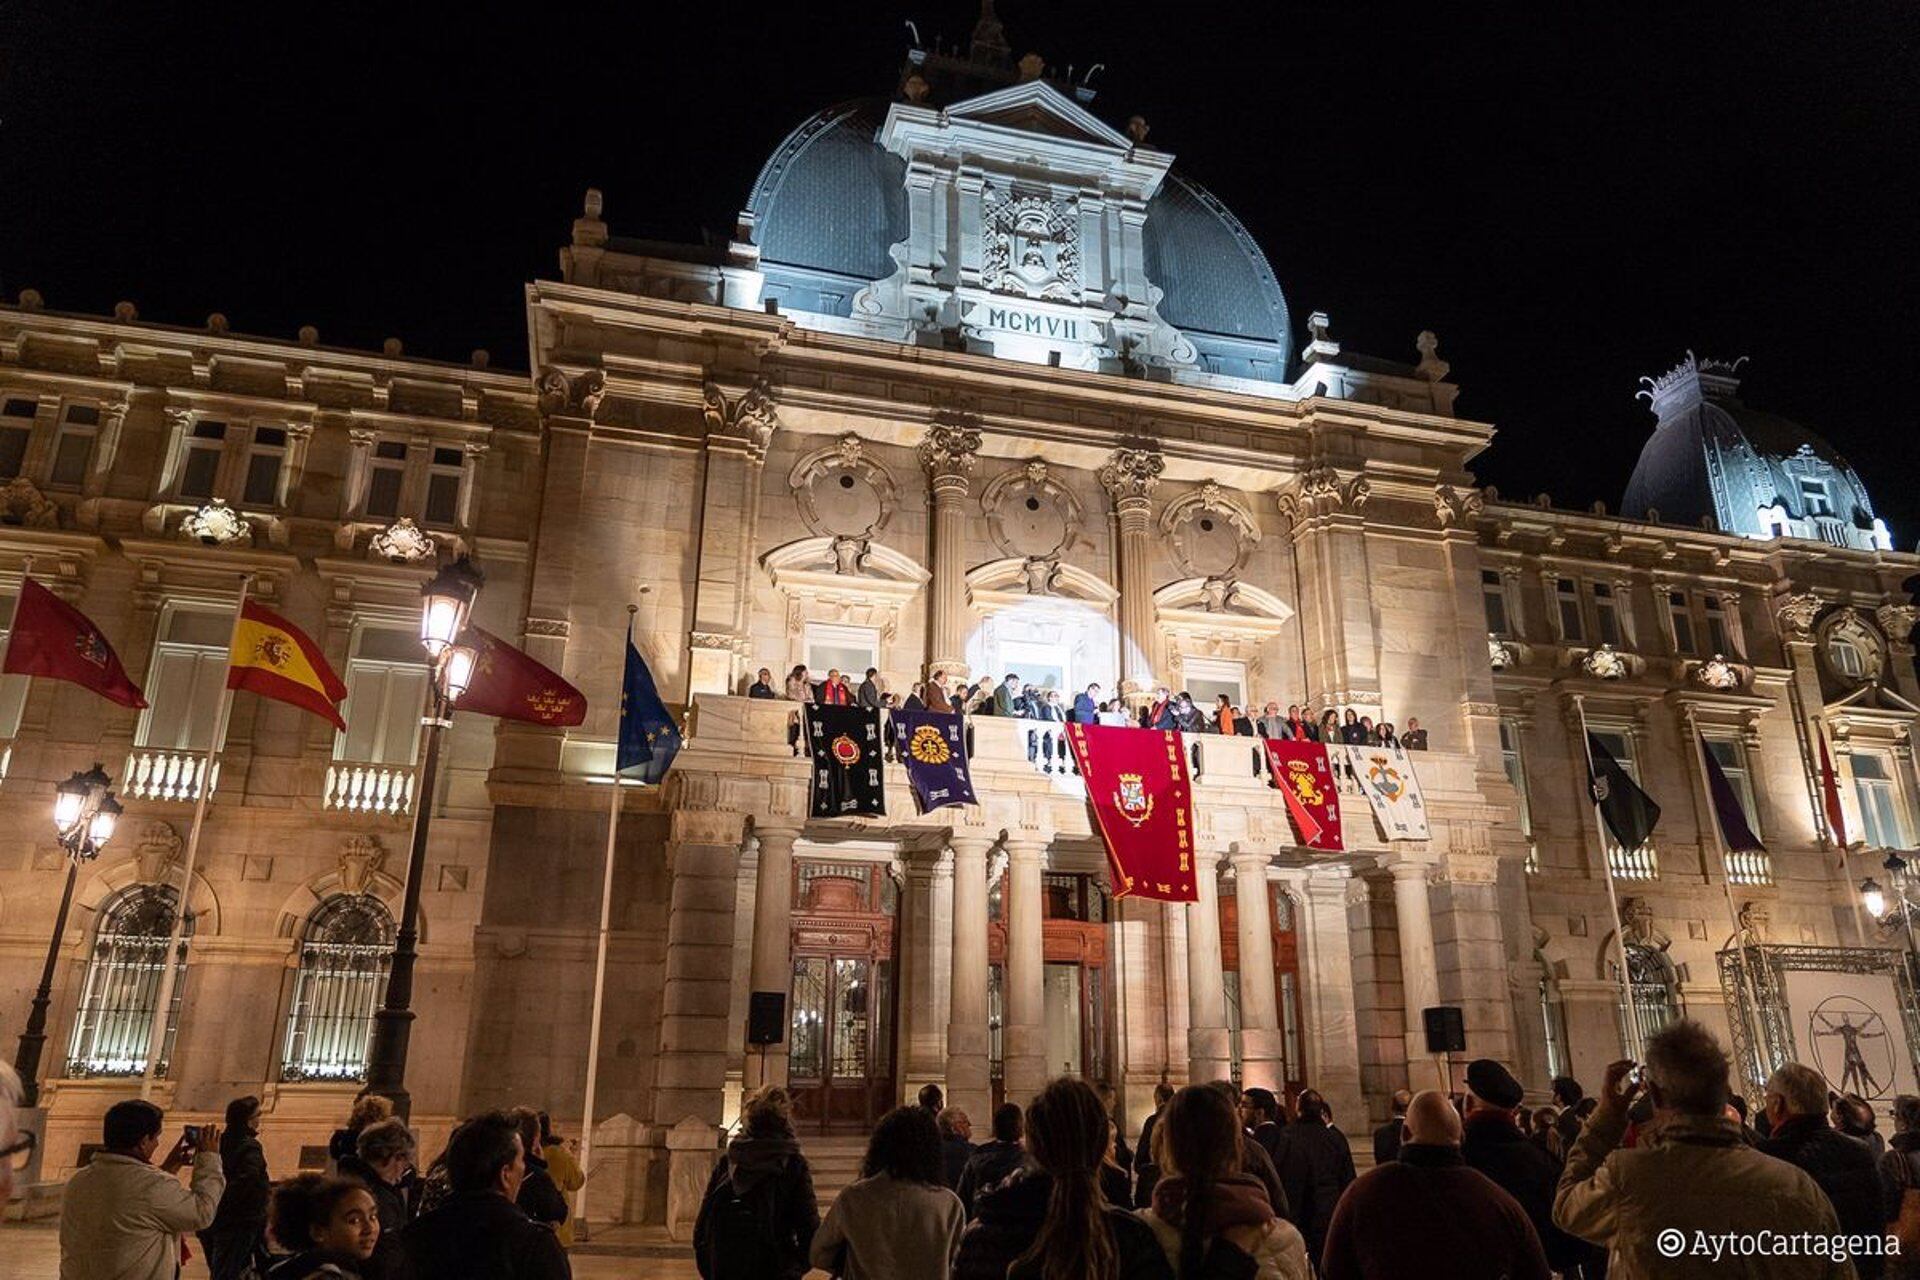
[1554,1020,1855,1280]
[811,1106,963,1280]
[60,1099,225,1280]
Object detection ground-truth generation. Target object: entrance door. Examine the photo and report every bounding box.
[988,871,1110,1106]
[788,862,898,1132]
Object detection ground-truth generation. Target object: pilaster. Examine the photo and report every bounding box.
[1186,850,1230,1083]
[1229,849,1283,1092]
[945,831,996,1120]
[1099,445,1164,703]
[920,411,982,683]
[1002,836,1049,1103]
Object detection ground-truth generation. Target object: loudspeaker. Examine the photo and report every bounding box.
[747,991,787,1046]
[1423,1005,1466,1054]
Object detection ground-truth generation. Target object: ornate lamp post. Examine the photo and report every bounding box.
[1860,851,1920,956]
[12,764,122,1107]
[363,556,481,1119]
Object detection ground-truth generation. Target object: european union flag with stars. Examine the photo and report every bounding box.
[617,621,681,783]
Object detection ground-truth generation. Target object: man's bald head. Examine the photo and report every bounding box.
[1405,1090,1462,1146]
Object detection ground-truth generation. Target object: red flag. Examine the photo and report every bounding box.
[3,578,148,707]
[1263,738,1345,852]
[1818,729,1848,855]
[228,600,348,730]
[1065,723,1197,903]
[459,627,587,725]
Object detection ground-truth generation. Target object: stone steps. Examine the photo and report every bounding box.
[797,1135,869,1204]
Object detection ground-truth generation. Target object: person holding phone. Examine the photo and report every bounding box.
[59,1099,225,1280]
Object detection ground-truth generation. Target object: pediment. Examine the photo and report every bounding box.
[940,81,1135,151]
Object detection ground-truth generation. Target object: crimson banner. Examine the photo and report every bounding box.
[1263,739,1345,852]
[1065,723,1197,902]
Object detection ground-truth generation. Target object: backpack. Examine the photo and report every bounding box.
[699,1168,786,1279]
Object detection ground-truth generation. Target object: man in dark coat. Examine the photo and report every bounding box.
[1761,1063,1891,1279]
[1549,1076,1585,1156]
[938,1108,977,1191]
[957,1103,1026,1217]
[1371,1090,1410,1165]
[1267,1088,1353,1263]
[1460,1059,1592,1277]
[1071,683,1101,724]
[692,1102,819,1280]
[1132,1082,1175,1208]
[1322,1090,1549,1280]
[400,1111,571,1280]
[1240,1088,1286,1165]
[200,1098,270,1280]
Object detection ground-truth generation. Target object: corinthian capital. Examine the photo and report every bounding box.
[919,410,983,483]
[1774,591,1823,638]
[1098,446,1164,507]
[700,376,778,450]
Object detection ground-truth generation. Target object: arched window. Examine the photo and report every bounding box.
[66,885,192,1078]
[281,895,395,1082]
[1622,943,1680,1059]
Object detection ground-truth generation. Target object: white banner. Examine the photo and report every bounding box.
[1340,743,1431,840]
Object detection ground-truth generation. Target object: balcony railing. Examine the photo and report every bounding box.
[1608,844,1659,881]
[324,762,418,815]
[1723,848,1773,887]
[123,748,217,802]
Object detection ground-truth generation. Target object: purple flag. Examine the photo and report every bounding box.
[893,709,977,813]
[1699,734,1764,852]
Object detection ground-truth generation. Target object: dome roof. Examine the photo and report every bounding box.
[742,98,1293,379]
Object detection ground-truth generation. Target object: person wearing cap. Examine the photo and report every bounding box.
[1461,1058,1593,1278]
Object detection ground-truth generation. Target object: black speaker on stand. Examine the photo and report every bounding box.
[1423,1005,1465,1094]
[748,991,787,1046]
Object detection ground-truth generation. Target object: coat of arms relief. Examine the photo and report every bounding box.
[981,184,1081,302]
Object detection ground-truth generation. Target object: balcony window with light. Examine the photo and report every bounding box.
[0,398,37,478]
[1500,719,1536,870]
[1705,734,1771,884]
[804,622,879,680]
[336,624,430,767]
[1555,578,1584,642]
[242,426,287,506]
[281,895,395,1082]
[1481,569,1509,635]
[1704,596,1731,656]
[1853,752,1910,850]
[48,403,99,489]
[179,421,227,501]
[364,440,408,520]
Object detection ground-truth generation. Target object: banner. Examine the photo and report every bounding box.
[616,621,680,783]
[1586,732,1658,852]
[1263,738,1343,851]
[461,627,588,726]
[3,578,147,707]
[1065,723,1197,903]
[1697,732,1762,854]
[227,600,348,729]
[1339,743,1431,840]
[806,704,886,818]
[892,709,977,813]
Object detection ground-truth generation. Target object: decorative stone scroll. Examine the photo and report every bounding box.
[0,476,59,529]
[701,376,778,449]
[134,822,183,885]
[369,517,436,563]
[1096,447,1165,509]
[1691,654,1742,690]
[1433,484,1484,528]
[1774,591,1823,638]
[536,366,608,420]
[337,834,387,895]
[180,499,251,546]
[1581,644,1627,680]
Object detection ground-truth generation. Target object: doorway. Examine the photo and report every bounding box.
[1219,882,1306,1097]
[988,871,1111,1105]
[787,860,898,1132]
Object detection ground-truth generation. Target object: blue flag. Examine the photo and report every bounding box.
[893,709,977,813]
[617,623,681,783]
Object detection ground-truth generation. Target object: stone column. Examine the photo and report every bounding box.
[1230,850,1283,1092]
[1099,446,1165,705]
[919,413,982,683]
[657,806,746,1240]
[1296,869,1366,1126]
[742,826,800,1093]
[1161,898,1192,1084]
[689,376,777,694]
[1186,852,1231,1083]
[1390,857,1447,1092]
[946,832,995,1119]
[1003,837,1048,1103]
[901,844,955,1102]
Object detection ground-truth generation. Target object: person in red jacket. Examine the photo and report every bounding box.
[1320,1090,1548,1280]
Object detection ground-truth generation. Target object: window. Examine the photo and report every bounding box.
[1668,592,1696,656]
[66,885,191,1078]
[1540,975,1568,1080]
[1800,477,1833,517]
[1592,582,1621,648]
[1622,944,1679,1059]
[424,447,465,527]
[242,426,287,506]
[1182,657,1248,710]
[335,624,429,765]
[0,591,30,738]
[281,895,395,1082]
[179,421,227,500]
[803,622,879,681]
[1705,735,1772,884]
[1853,753,1910,849]
[48,403,98,489]
[1555,578,1584,642]
[1592,729,1657,878]
[1500,719,1536,869]
[1830,633,1869,680]
[365,441,408,520]
[1704,596,1731,656]
[0,398,35,479]
[137,606,233,751]
[1481,569,1509,635]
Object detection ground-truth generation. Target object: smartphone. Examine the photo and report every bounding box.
[1625,1063,1645,1088]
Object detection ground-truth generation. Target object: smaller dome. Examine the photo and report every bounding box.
[744,100,905,285]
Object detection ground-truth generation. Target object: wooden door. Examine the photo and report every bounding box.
[787,863,897,1132]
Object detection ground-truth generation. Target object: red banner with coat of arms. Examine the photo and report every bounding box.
[1065,723,1197,903]
[1263,739,1344,852]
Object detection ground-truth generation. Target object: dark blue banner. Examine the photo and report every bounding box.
[893,709,978,813]
[807,704,886,818]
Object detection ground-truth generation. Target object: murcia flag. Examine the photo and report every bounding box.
[807,704,886,818]
[227,600,348,730]
[1066,723,1197,903]
[3,578,147,707]
[1263,738,1343,851]
[893,708,976,813]
[459,627,588,726]
[1340,743,1431,840]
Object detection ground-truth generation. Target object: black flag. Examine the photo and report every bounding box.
[806,704,886,818]
[1587,732,1660,852]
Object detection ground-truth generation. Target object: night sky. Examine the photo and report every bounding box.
[4,3,1916,539]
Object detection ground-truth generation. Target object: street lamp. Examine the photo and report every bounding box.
[1863,878,1888,921]
[1860,853,1920,955]
[12,765,123,1108]
[363,556,483,1119]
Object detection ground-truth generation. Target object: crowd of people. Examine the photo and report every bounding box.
[10,1016,1914,1278]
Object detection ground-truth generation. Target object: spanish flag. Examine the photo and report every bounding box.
[227,600,348,730]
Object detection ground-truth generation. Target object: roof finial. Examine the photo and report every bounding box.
[1302,311,1340,364]
[970,0,1011,66]
[1415,330,1450,382]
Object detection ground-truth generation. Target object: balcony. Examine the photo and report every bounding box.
[122,748,217,803]
[323,761,418,815]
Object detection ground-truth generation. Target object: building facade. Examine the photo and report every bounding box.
[3,28,1918,1233]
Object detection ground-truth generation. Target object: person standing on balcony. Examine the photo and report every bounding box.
[819,670,851,705]
[859,668,883,709]
[1072,683,1101,724]
[785,664,812,701]
[1142,685,1174,729]
[748,668,777,699]
[1401,717,1428,750]
[994,674,1025,718]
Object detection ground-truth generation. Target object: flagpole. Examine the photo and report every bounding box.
[1814,714,1870,947]
[576,602,636,1238]
[1572,695,1637,1056]
[1682,709,1764,1095]
[140,572,250,1100]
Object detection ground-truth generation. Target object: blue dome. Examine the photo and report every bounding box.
[743,99,1293,382]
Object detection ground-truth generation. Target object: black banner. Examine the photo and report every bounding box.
[807,704,887,818]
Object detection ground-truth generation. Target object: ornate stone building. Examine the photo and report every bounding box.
[2,23,1917,1233]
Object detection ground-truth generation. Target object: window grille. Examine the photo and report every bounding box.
[66,885,191,1078]
[281,895,395,1082]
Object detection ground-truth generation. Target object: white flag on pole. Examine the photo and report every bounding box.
[1340,743,1431,840]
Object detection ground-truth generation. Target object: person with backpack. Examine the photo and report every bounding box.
[200,1095,271,1280]
[693,1086,819,1280]
[812,1105,963,1279]
[1140,1084,1309,1280]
